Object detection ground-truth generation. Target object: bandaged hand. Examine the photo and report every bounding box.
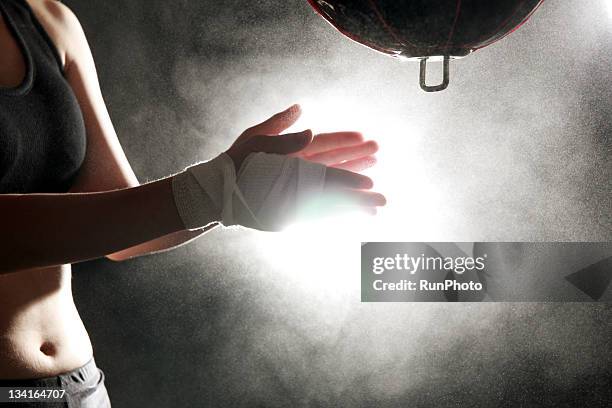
[171,104,385,231]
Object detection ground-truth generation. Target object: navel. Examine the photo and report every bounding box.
[39,341,57,356]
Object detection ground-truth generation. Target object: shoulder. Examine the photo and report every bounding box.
[25,0,89,70]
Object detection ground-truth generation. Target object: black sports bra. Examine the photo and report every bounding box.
[0,0,86,193]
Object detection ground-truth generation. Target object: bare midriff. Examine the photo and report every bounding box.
[0,265,93,379]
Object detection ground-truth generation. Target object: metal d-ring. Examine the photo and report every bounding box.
[419,56,450,92]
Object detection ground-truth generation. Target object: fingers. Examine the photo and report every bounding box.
[325,167,374,190]
[331,155,377,172]
[242,104,302,137]
[248,129,313,155]
[298,187,385,223]
[298,131,364,156]
[323,168,386,209]
[330,189,387,207]
[304,140,379,165]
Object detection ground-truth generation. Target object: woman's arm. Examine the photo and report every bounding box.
[0,178,186,274]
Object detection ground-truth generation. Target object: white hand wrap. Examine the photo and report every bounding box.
[172,152,327,231]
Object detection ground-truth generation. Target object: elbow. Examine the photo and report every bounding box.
[105,252,130,262]
[106,247,147,262]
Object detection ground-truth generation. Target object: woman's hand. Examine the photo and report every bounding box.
[227,104,378,171]
[225,104,385,216]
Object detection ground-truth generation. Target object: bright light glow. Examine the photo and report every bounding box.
[606,0,612,18]
[253,213,369,300]
[252,95,448,296]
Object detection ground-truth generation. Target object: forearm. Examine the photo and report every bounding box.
[0,177,186,274]
[106,225,216,261]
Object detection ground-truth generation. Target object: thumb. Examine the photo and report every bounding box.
[242,104,302,138]
[248,130,313,155]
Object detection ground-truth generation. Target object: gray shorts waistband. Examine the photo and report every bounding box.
[0,358,100,388]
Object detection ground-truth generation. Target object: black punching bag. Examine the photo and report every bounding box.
[307,0,544,91]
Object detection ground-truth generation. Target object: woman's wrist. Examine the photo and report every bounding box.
[171,153,235,230]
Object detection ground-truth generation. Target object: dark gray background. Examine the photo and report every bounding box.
[67,0,612,406]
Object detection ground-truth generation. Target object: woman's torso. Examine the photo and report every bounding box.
[0,265,93,379]
[0,0,92,379]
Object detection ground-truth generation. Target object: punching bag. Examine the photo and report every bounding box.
[307,0,544,92]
